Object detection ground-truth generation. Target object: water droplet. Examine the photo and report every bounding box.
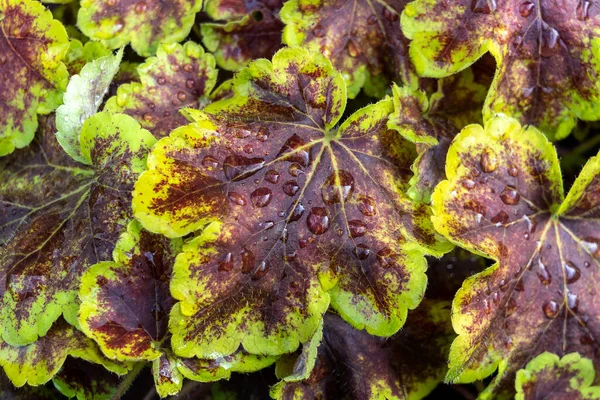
[543,300,559,318]
[250,187,272,208]
[471,0,497,14]
[506,298,517,316]
[462,179,475,189]
[480,149,498,173]
[172,64,181,72]
[383,7,399,21]
[163,111,170,117]
[263,220,275,230]
[177,91,187,102]
[519,1,534,17]
[283,251,297,262]
[541,26,560,57]
[582,237,600,258]
[265,170,280,184]
[567,292,579,311]
[135,1,147,13]
[183,64,193,72]
[143,113,152,122]
[107,0,116,6]
[500,186,520,205]
[157,77,166,85]
[289,203,305,222]
[564,261,581,284]
[202,155,219,170]
[280,228,288,243]
[577,0,591,21]
[491,210,509,225]
[277,134,309,166]
[224,155,265,181]
[241,248,254,273]
[537,258,552,285]
[312,23,325,38]
[321,171,355,205]
[508,166,519,177]
[252,261,269,280]
[289,163,304,177]
[228,192,247,206]
[299,239,308,249]
[367,14,378,25]
[347,40,359,57]
[357,195,376,216]
[348,220,367,238]
[307,207,330,234]
[282,180,300,197]
[243,144,254,154]
[219,253,233,271]
[353,244,370,260]
[186,79,195,89]
[514,279,525,292]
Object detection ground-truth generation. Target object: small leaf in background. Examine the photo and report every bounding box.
[63,40,112,76]
[52,359,121,400]
[0,319,128,388]
[432,115,600,397]
[0,112,155,346]
[401,0,600,140]
[77,0,202,57]
[271,301,454,400]
[56,48,124,163]
[201,0,285,71]
[133,47,450,361]
[0,0,69,157]
[515,352,600,400]
[281,0,415,98]
[104,42,218,138]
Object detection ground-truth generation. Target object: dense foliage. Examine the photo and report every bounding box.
[1,0,600,399]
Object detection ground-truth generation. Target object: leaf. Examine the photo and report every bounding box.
[515,352,600,400]
[281,0,415,99]
[0,372,62,400]
[431,115,600,397]
[133,47,449,361]
[104,41,218,138]
[77,0,202,57]
[52,358,121,400]
[0,0,69,157]
[401,0,600,140]
[63,40,112,76]
[271,301,454,400]
[0,112,156,346]
[56,48,124,163]
[0,319,128,388]
[201,0,284,71]
[79,221,276,397]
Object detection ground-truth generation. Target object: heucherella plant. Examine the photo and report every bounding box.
[2,0,600,398]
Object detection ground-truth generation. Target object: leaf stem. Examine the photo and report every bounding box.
[111,362,146,400]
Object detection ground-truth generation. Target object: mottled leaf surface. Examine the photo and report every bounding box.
[52,358,120,400]
[272,301,454,400]
[402,0,600,140]
[77,0,202,57]
[0,319,128,388]
[0,112,156,346]
[201,0,284,71]
[56,48,124,163]
[63,40,112,76]
[432,115,600,398]
[104,42,218,138]
[0,0,69,156]
[281,0,414,98]
[515,352,600,400]
[133,47,449,360]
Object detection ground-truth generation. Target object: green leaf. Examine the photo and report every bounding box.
[1,372,62,399]
[201,0,284,71]
[281,0,416,99]
[0,0,69,157]
[104,41,218,138]
[132,47,449,361]
[0,112,155,346]
[0,319,128,388]
[271,301,454,400]
[77,0,203,57]
[56,48,124,163]
[64,40,112,75]
[515,352,600,400]
[401,0,600,140]
[431,115,600,397]
[52,358,120,400]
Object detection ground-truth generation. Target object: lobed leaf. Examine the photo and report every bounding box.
[52,358,121,400]
[133,47,449,362]
[201,0,285,71]
[77,0,202,57]
[281,0,415,98]
[104,41,218,138]
[515,352,600,400]
[432,115,600,397]
[402,0,600,140]
[0,112,155,346]
[0,0,69,156]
